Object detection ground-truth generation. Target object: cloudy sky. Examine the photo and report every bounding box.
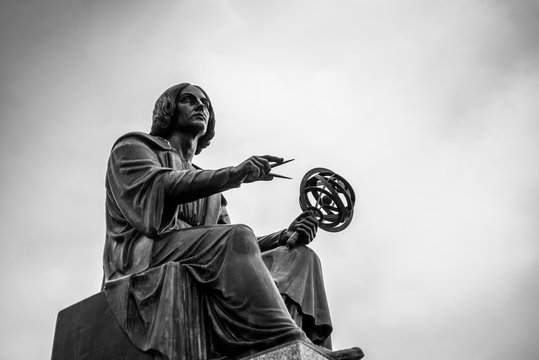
[1,1,538,359]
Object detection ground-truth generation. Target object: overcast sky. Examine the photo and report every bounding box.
[1,1,538,359]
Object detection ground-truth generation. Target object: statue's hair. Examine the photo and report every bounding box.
[150,83,216,155]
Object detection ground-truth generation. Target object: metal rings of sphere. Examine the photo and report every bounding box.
[298,168,356,233]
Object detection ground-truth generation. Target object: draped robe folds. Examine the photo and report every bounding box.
[102,132,332,359]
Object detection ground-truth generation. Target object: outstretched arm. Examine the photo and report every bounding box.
[164,154,287,202]
[110,139,286,203]
[107,138,287,236]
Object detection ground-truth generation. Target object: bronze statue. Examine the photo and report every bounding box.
[102,83,364,359]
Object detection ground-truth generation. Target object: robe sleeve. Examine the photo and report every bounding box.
[107,139,242,238]
[257,230,287,252]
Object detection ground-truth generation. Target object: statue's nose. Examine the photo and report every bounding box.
[194,98,207,110]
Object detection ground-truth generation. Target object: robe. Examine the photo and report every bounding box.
[102,132,332,359]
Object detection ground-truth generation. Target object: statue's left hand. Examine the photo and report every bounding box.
[280,211,319,247]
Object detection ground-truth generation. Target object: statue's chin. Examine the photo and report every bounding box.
[177,122,207,137]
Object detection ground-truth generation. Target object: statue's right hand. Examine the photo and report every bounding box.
[232,155,284,183]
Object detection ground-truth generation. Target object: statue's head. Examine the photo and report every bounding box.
[150,83,216,155]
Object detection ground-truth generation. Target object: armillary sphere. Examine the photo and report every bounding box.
[287,167,356,247]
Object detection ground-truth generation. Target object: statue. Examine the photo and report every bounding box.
[102,83,364,360]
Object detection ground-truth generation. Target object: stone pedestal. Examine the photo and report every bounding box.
[240,341,331,360]
[51,292,153,360]
[52,293,338,360]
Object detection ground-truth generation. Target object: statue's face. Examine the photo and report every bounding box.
[175,85,211,135]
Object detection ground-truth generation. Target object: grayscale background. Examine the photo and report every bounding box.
[1,1,538,359]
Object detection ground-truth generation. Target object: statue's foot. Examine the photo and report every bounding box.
[317,346,365,360]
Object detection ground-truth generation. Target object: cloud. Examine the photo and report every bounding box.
[1,1,539,359]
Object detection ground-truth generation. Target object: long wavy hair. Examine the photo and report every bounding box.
[150,83,216,155]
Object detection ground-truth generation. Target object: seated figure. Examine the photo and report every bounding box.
[102,83,363,359]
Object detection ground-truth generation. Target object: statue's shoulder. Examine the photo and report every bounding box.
[112,132,173,152]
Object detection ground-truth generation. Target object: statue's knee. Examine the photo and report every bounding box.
[229,224,258,254]
[290,245,321,266]
[231,224,255,238]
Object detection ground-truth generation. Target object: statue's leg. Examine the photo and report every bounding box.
[152,224,307,357]
[262,245,333,349]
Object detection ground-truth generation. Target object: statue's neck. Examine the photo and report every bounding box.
[167,132,198,163]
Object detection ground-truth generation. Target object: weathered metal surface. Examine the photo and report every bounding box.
[287,168,356,247]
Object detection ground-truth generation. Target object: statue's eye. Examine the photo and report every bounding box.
[179,94,194,104]
[180,94,209,109]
